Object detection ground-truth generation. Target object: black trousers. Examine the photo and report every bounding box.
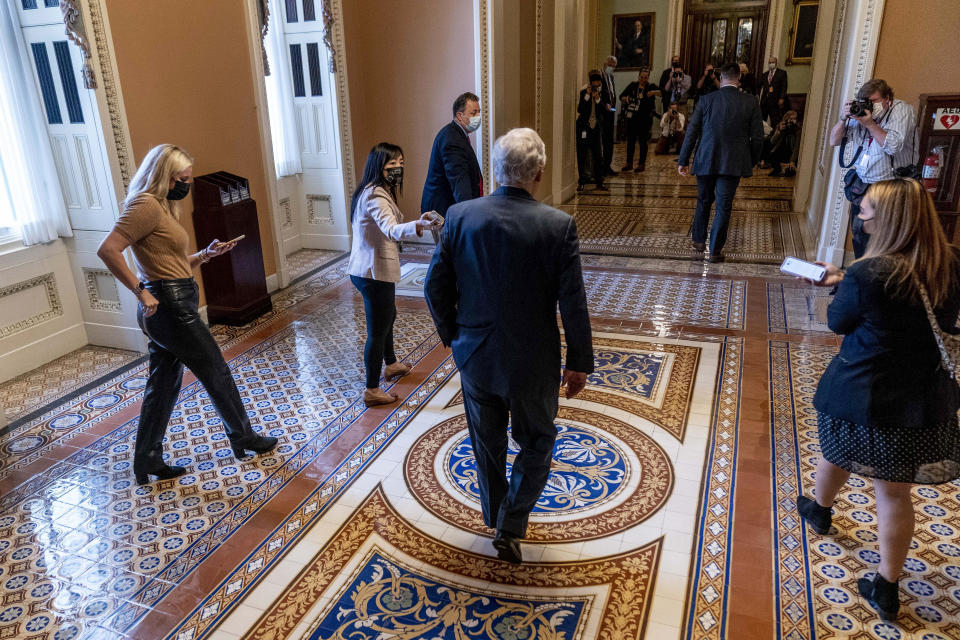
[761,97,783,127]
[576,126,604,186]
[135,279,255,473]
[601,115,615,171]
[460,375,559,538]
[351,275,398,388]
[692,174,741,255]
[849,201,870,259]
[624,117,651,167]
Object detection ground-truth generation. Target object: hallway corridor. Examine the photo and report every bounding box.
[0,151,956,640]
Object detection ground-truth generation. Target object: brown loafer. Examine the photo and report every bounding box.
[692,241,706,252]
[384,362,411,382]
[363,388,399,407]
[707,253,725,263]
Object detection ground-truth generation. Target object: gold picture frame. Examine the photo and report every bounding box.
[786,0,818,65]
[612,12,655,71]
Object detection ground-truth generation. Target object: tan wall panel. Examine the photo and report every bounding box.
[874,0,960,108]
[341,0,476,216]
[105,0,276,302]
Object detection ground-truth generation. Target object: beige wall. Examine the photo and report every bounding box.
[341,0,476,216]
[874,0,960,107]
[106,0,276,300]
[777,4,812,95]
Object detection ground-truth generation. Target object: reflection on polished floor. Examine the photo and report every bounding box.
[2,149,959,640]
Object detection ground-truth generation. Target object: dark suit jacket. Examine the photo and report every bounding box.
[421,121,483,218]
[576,88,611,132]
[758,68,788,102]
[678,85,764,177]
[424,186,594,397]
[814,253,960,428]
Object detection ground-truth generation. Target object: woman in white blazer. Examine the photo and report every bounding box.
[347,143,441,406]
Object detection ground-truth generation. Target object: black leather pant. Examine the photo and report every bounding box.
[350,275,398,388]
[134,278,254,472]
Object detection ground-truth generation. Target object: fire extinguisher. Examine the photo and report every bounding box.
[922,146,944,194]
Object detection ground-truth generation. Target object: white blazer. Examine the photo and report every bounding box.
[346,185,421,282]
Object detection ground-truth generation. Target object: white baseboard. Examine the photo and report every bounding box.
[266,272,279,293]
[0,323,87,383]
[301,233,351,252]
[84,323,147,353]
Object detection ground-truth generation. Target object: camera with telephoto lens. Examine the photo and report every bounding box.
[848,98,874,118]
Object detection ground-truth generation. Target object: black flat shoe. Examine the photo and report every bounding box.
[796,495,833,534]
[492,531,523,564]
[135,465,186,485]
[231,435,278,458]
[858,572,900,621]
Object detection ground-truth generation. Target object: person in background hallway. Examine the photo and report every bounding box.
[678,63,763,263]
[761,110,800,176]
[600,56,618,176]
[827,78,917,258]
[797,179,960,622]
[695,63,720,108]
[739,62,756,96]
[655,101,686,155]
[576,70,610,191]
[619,67,661,173]
[658,54,682,112]
[424,128,594,565]
[348,143,443,407]
[97,144,277,485]
[758,56,788,126]
[662,59,692,115]
[422,92,484,218]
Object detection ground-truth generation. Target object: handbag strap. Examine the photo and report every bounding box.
[913,274,956,377]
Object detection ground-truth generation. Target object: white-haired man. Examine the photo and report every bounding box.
[424,128,594,565]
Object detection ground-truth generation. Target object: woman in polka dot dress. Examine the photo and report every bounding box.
[796,178,960,620]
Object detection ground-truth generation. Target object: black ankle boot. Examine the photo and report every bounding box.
[231,434,278,458]
[135,464,186,485]
[796,495,833,534]
[858,572,900,621]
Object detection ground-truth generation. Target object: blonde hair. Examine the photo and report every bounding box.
[861,179,956,307]
[123,144,193,218]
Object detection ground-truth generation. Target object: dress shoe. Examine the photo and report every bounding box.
[595,183,609,191]
[692,241,706,252]
[605,167,618,176]
[784,167,796,177]
[576,184,584,192]
[796,495,832,535]
[363,388,399,407]
[769,168,783,177]
[858,572,900,621]
[384,362,411,382]
[135,464,187,486]
[621,165,633,173]
[707,253,725,263]
[231,434,278,458]
[492,531,523,564]
[636,164,646,172]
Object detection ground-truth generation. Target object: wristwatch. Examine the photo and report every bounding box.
[135,281,146,296]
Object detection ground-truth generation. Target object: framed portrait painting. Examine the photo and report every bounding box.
[786,0,819,65]
[612,13,655,71]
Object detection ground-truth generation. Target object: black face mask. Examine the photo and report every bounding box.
[384,167,403,187]
[167,179,191,201]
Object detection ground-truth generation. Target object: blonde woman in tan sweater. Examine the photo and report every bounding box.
[98,144,276,484]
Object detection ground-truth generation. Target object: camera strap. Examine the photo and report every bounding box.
[838,136,862,169]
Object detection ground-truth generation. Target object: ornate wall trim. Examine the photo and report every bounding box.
[85,0,134,190]
[328,0,356,201]
[0,274,63,339]
[320,0,336,72]
[475,0,492,192]
[60,0,96,88]
[83,268,121,313]
[279,196,293,230]
[258,0,270,75]
[665,0,684,68]
[534,0,544,134]
[305,194,334,225]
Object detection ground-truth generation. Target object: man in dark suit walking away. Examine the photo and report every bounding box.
[678,63,764,263]
[422,92,485,218]
[758,56,789,127]
[424,128,594,565]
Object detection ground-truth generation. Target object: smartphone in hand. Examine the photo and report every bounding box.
[217,234,245,248]
[780,256,826,282]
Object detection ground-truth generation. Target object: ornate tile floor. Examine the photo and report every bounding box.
[284,249,344,282]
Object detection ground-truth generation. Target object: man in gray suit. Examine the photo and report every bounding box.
[678,63,764,263]
[424,128,594,565]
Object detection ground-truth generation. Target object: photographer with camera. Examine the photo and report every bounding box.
[695,64,721,109]
[655,101,686,155]
[662,61,692,114]
[828,78,917,258]
[619,67,661,173]
[761,110,800,176]
[576,69,611,190]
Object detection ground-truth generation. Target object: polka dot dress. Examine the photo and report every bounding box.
[817,411,960,484]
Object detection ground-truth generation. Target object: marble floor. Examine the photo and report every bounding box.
[1,149,957,640]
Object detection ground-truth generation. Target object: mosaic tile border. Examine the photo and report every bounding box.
[163,355,459,640]
[767,282,834,336]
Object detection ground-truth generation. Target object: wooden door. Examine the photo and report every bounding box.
[681,1,769,80]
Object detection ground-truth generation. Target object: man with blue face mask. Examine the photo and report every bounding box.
[422,92,485,219]
[828,78,917,258]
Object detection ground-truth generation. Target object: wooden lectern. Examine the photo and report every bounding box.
[191,172,272,325]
